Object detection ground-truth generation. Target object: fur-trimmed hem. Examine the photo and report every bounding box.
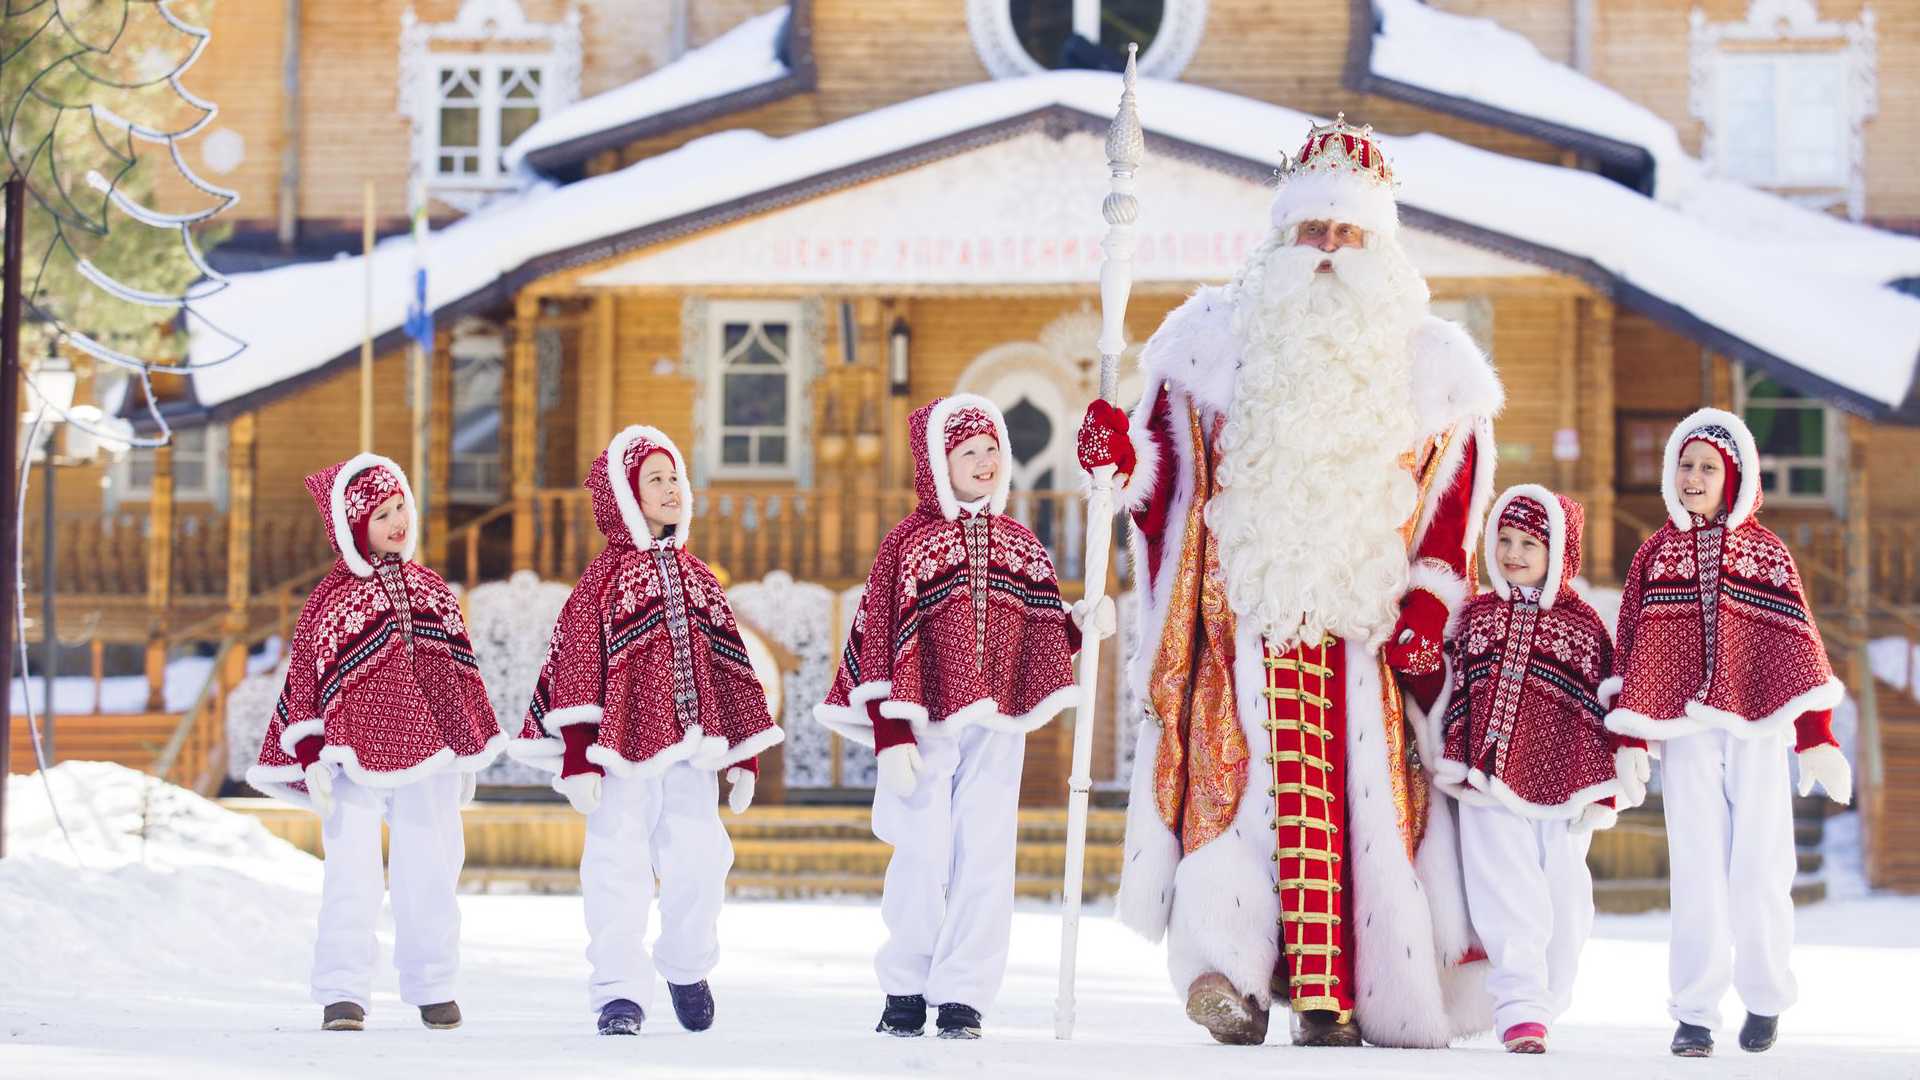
[585,724,713,779]
[1407,559,1472,638]
[244,762,314,811]
[686,734,732,770]
[536,703,605,738]
[810,679,893,749]
[887,685,1082,742]
[1116,716,1180,942]
[698,725,786,771]
[1430,756,1482,804]
[317,730,506,788]
[506,734,564,769]
[1662,407,1760,532]
[1606,677,1844,742]
[277,718,325,759]
[328,452,420,578]
[1597,676,1623,710]
[1460,769,1623,824]
[1114,413,1164,514]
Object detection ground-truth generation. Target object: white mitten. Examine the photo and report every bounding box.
[1569,801,1615,836]
[1796,743,1852,806]
[458,771,478,807]
[726,767,756,815]
[1071,595,1117,642]
[1614,746,1651,808]
[303,762,335,819]
[877,744,924,798]
[555,771,603,815]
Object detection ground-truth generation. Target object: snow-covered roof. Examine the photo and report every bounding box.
[503,7,793,173]
[187,71,1920,418]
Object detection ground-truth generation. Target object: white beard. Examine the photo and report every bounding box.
[1206,232,1431,651]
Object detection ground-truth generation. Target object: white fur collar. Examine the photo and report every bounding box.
[1408,315,1504,436]
[1662,406,1760,531]
[1137,284,1242,418]
[331,452,419,578]
[605,425,694,549]
[1485,483,1567,610]
[925,393,1011,521]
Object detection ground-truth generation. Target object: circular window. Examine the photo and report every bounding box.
[969,0,1206,81]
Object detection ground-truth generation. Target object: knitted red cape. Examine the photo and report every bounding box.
[508,426,783,779]
[1436,486,1624,824]
[813,394,1079,748]
[247,453,503,808]
[1605,409,1843,743]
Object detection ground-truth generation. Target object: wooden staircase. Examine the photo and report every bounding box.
[1866,674,1920,890]
[6,712,180,774]
[1588,794,1829,913]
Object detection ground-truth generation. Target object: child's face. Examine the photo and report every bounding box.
[366,492,408,556]
[1495,526,1548,590]
[637,453,682,536]
[947,434,1000,505]
[1675,441,1726,517]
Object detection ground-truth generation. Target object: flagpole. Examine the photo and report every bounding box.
[360,178,375,454]
[408,175,430,535]
[1055,44,1142,1042]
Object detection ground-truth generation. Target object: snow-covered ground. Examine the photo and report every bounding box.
[8,640,282,716]
[4,763,1918,1078]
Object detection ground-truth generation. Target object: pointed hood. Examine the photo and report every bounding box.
[1662,407,1762,531]
[303,453,419,578]
[585,425,694,549]
[1484,484,1583,611]
[910,393,1011,521]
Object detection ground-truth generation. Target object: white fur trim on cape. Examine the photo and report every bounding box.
[809,679,894,749]
[316,729,507,788]
[1270,169,1399,239]
[1597,675,1623,710]
[925,393,1012,521]
[1408,656,1460,798]
[244,761,315,811]
[1113,403,1164,514]
[1484,484,1568,609]
[1409,415,1499,569]
[277,717,325,759]
[1407,559,1472,638]
[695,726,786,771]
[1450,766,1624,824]
[1605,676,1845,743]
[1137,285,1241,420]
[604,424,695,549]
[1662,407,1760,532]
[330,452,420,578]
[876,685,1082,742]
[583,724,713,779]
[1409,316,1504,437]
[1116,716,1181,942]
[537,703,606,738]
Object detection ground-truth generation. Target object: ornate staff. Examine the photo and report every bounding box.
[1055,43,1143,1042]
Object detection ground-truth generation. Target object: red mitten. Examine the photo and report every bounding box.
[1076,399,1135,478]
[1384,589,1448,676]
[870,699,917,752]
[1402,668,1445,714]
[292,734,323,769]
[560,723,607,778]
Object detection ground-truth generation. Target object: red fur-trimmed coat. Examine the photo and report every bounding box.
[813,395,1080,750]
[247,453,503,808]
[509,426,783,779]
[1437,486,1629,824]
[1605,408,1842,747]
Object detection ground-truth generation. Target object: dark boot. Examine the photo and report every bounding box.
[1671,1021,1714,1057]
[935,1003,983,1040]
[1293,1009,1362,1047]
[418,1001,462,1030]
[321,1002,364,1031]
[1738,1012,1778,1053]
[875,994,927,1037]
[1184,973,1269,1046]
[668,980,715,1032]
[598,999,644,1036]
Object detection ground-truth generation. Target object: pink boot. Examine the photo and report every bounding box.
[1502,1022,1547,1054]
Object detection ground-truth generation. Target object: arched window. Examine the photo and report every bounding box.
[970,0,1206,81]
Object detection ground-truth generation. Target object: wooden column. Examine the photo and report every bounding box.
[1554,296,1578,494]
[145,443,175,711]
[222,412,257,636]
[427,330,453,568]
[1581,297,1617,581]
[851,299,885,560]
[882,298,911,491]
[510,293,539,572]
[1845,416,1871,644]
[593,294,617,460]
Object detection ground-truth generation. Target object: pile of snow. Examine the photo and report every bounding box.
[189,71,1920,415]
[0,763,319,1000]
[9,641,282,716]
[503,7,790,171]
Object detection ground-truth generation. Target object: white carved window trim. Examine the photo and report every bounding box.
[1735,365,1846,512]
[968,0,1208,81]
[703,300,806,482]
[448,319,507,506]
[1689,1,1877,220]
[113,424,226,505]
[399,1,582,209]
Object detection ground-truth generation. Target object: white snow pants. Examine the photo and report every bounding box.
[1661,729,1799,1028]
[1458,801,1595,1034]
[581,763,734,1015]
[872,726,1025,1013]
[312,769,466,1010]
